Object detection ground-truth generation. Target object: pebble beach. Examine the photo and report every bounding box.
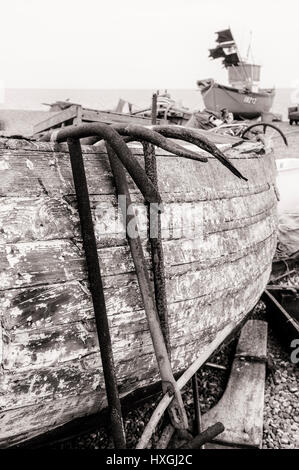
[263,326,299,449]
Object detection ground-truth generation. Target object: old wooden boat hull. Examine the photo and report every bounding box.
[0,136,277,447]
[197,79,275,119]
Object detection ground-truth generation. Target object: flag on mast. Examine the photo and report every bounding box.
[209,46,226,59]
[223,53,239,66]
[215,29,234,43]
[208,29,240,67]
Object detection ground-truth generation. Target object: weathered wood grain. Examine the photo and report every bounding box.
[0,186,276,246]
[0,391,103,445]
[0,212,276,291]
[0,140,276,202]
[203,320,267,448]
[1,237,274,347]
[33,105,79,134]
[0,137,277,446]
[2,241,273,371]
[0,269,271,447]
[0,268,270,408]
[2,235,274,336]
[0,197,75,244]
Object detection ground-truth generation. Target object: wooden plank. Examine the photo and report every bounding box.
[0,228,276,290]
[0,135,263,156]
[235,318,268,359]
[33,105,79,134]
[72,105,83,126]
[202,320,268,448]
[204,443,242,449]
[0,189,276,245]
[81,108,155,126]
[0,149,277,203]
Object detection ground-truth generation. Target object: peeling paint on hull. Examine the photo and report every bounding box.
[0,138,278,447]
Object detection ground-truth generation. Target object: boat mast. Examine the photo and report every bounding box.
[246,31,254,87]
[210,28,258,89]
[229,28,242,63]
[246,31,253,61]
[229,28,251,85]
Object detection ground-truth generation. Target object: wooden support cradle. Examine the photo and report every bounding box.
[203,319,268,449]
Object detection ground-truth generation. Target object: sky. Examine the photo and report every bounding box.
[0,0,298,89]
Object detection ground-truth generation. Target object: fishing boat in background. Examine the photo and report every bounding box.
[131,90,192,125]
[197,29,275,119]
[34,91,192,135]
